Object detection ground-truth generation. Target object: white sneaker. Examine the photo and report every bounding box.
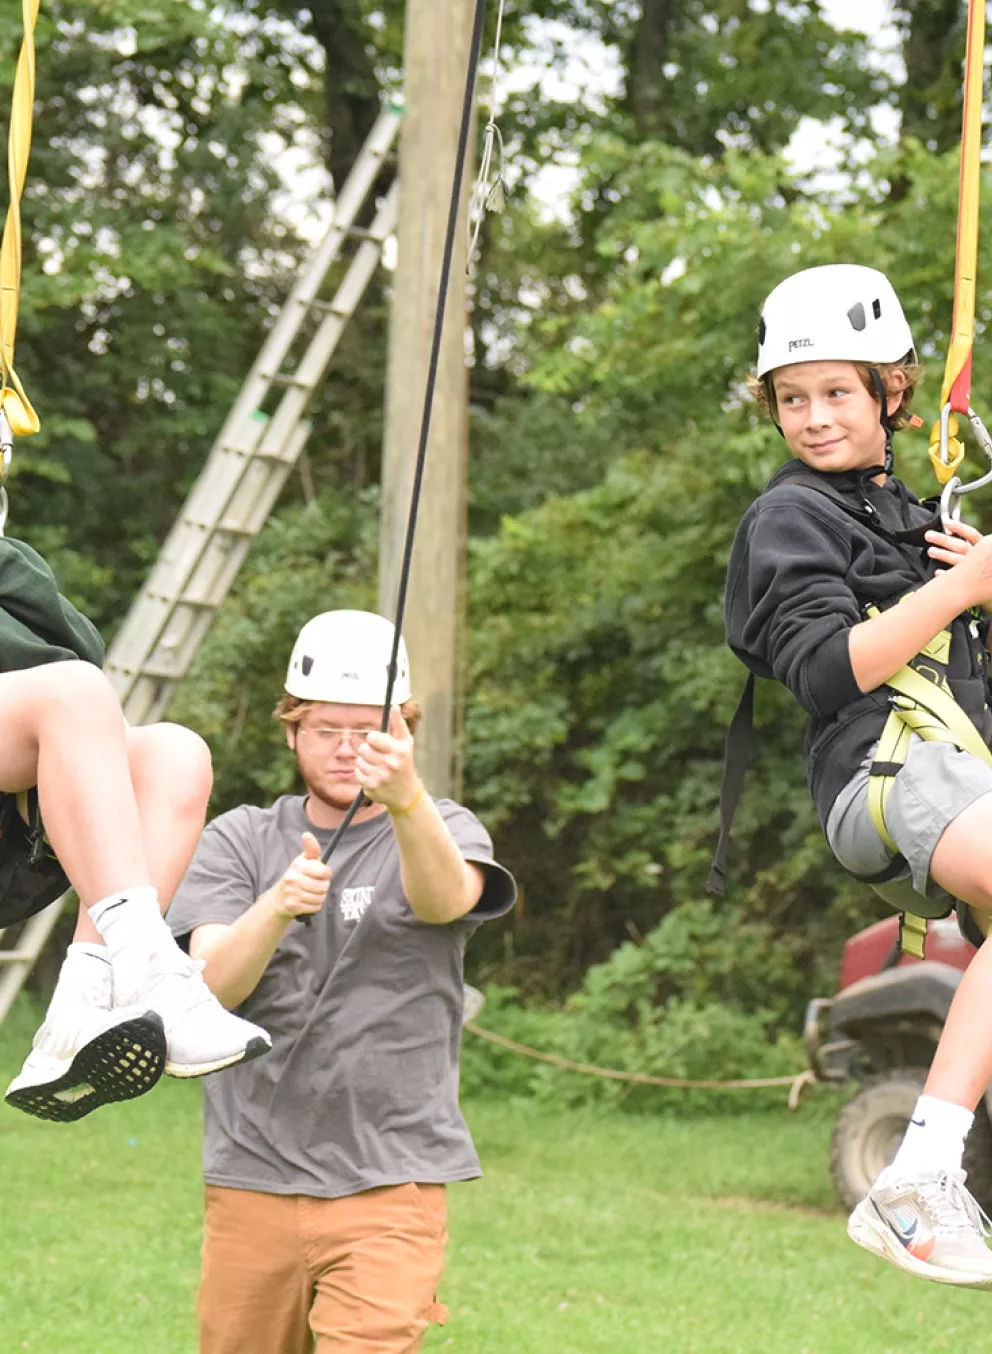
[5,1004,166,1122]
[116,947,271,1079]
[848,1168,992,1287]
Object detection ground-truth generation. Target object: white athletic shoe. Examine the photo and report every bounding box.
[116,947,271,1079]
[5,1004,166,1123]
[848,1168,992,1287]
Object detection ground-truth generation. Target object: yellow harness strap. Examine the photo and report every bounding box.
[869,662,992,844]
[928,0,985,486]
[864,605,992,956]
[0,0,41,439]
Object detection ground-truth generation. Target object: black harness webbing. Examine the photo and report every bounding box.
[707,673,754,895]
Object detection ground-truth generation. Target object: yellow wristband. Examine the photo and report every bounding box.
[389,784,426,817]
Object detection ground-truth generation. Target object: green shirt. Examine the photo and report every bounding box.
[0,537,104,671]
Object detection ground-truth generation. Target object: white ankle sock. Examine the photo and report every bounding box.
[49,943,112,1011]
[89,886,165,961]
[886,1094,974,1178]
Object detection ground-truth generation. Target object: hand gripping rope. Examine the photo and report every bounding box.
[319,0,492,868]
[928,0,992,528]
[0,0,42,536]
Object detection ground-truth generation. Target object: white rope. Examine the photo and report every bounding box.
[467,0,508,270]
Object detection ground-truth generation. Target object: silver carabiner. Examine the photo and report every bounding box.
[939,406,992,530]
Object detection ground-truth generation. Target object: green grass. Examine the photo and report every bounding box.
[1,998,990,1352]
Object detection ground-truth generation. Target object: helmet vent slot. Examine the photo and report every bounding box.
[872,298,882,319]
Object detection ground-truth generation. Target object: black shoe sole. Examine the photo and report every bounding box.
[5,1013,167,1123]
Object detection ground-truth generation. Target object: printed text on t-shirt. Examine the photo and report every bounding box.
[339,886,374,921]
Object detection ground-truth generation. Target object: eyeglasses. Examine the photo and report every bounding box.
[296,726,378,748]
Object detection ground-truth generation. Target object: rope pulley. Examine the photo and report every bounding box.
[929,0,992,526]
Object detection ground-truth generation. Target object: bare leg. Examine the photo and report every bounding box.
[0,662,151,904]
[921,791,992,1109]
[3,668,267,1120]
[73,722,212,944]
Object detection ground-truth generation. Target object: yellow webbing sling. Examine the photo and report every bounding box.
[0,0,41,441]
[928,0,985,486]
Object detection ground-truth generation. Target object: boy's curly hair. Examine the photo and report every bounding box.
[747,358,925,432]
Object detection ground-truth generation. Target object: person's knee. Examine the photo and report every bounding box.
[133,723,213,813]
[36,661,121,727]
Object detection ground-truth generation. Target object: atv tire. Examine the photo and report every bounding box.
[830,1067,992,1213]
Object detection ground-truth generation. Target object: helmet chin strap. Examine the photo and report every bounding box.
[867,366,894,476]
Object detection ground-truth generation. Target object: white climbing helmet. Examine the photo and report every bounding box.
[756,264,916,377]
[285,610,412,704]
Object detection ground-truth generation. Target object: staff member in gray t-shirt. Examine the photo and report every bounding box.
[166,609,516,1354]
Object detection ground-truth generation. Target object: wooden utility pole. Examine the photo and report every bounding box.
[379,0,473,798]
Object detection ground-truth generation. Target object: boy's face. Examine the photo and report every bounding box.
[771,360,905,475]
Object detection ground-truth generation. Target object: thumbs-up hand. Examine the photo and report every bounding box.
[269,831,333,919]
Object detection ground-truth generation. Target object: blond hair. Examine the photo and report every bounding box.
[273,693,422,737]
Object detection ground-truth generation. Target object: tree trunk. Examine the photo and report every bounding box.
[626,0,676,137]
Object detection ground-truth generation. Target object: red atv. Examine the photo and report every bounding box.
[803,914,992,1210]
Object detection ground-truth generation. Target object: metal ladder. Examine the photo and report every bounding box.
[0,105,402,1025]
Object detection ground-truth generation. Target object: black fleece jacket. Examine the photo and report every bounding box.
[725,460,992,826]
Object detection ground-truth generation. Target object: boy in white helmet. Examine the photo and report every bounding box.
[724,263,992,1287]
[165,609,516,1354]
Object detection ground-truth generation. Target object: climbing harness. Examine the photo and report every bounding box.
[928,0,992,528]
[318,0,491,868]
[0,0,43,535]
[862,595,992,957]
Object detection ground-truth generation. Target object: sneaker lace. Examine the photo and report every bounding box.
[926,1171,992,1239]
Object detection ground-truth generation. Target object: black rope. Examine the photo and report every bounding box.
[319,0,489,867]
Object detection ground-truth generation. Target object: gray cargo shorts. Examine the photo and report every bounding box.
[826,734,992,911]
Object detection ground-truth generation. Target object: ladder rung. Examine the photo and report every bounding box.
[138,661,183,679]
[0,952,33,963]
[145,593,217,609]
[309,299,352,318]
[345,225,384,243]
[268,372,311,388]
[177,520,256,537]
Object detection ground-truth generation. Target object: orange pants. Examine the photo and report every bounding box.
[197,1183,448,1354]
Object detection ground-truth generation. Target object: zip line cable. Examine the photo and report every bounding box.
[319,0,491,868]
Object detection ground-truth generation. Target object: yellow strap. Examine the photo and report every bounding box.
[928,0,985,483]
[866,708,911,854]
[899,911,927,961]
[0,0,41,439]
[866,635,992,856]
[884,662,992,768]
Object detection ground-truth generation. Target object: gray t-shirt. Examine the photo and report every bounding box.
[166,794,516,1199]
